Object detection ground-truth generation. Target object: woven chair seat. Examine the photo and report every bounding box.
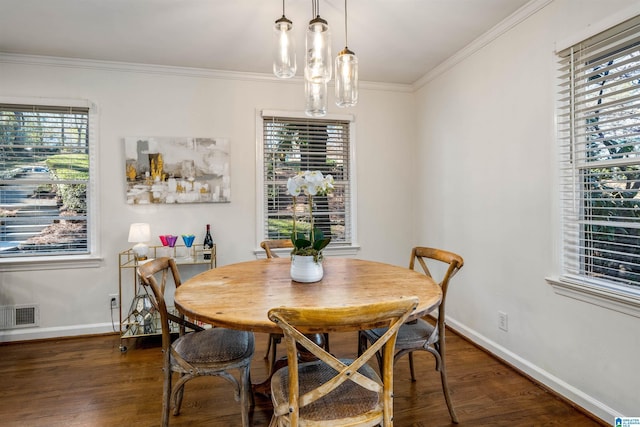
[172,328,254,368]
[271,359,381,422]
[366,318,436,347]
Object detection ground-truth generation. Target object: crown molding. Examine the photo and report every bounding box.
[0,52,274,81]
[412,0,553,91]
[0,0,551,94]
[0,52,411,93]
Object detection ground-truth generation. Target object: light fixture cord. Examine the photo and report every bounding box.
[282,0,285,15]
[344,0,348,47]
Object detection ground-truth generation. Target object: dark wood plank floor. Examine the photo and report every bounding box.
[0,329,605,426]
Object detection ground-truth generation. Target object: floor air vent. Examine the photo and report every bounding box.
[0,305,39,329]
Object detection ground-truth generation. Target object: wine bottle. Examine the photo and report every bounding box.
[203,224,213,260]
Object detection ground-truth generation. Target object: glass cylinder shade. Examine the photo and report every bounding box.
[305,79,327,117]
[335,48,358,107]
[305,16,331,83]
[273,16,296,78]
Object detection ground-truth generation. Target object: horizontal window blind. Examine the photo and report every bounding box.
[262,115,351,246]
[0,103,90,257]
[557,15,640,288]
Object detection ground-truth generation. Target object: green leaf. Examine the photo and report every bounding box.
[294,238,312,249]
[291,232,306,246]
[290,233,298,246]
[313,238,331,251]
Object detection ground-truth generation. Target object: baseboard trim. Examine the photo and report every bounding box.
[0,322,115,343]
[446,317,615,424]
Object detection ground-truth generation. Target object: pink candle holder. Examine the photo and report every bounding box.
[159,235,169,246]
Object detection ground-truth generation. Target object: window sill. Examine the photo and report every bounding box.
[546,276,640,319]
[0,255,103,272]
[254,244,361,259]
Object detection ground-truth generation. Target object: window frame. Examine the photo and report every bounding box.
[0,97,101,271]
[548,13,640,318]
[255,110,359,258]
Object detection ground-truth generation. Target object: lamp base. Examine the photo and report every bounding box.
[132,243,149,261]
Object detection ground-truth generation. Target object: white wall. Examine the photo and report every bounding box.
[414,0,640,420]
[0,59,415,341]
[2,0,639,421]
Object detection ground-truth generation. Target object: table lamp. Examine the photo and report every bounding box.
[128,223,151,260]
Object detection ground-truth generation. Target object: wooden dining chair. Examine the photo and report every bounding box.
[260,239,329,373]
[137,257,255,427]
[268,297,418,427]
[358,247,464,424]
[260,239,294,259]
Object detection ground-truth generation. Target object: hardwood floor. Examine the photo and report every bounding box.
[0,329,605,426]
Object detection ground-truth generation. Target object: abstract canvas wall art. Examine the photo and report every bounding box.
[124,136,230,204]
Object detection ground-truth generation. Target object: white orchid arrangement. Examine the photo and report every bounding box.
[286,170,334,261]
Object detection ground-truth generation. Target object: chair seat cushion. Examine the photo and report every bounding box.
[365,318,436,347]
[172,328,254,366]
[271,359,382,422]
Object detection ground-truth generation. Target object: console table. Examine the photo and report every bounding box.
[117,244,216,352]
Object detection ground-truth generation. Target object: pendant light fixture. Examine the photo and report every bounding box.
[335,0,358,107]
[304,0,331,84]
[273,0,296,78]
[305,79,328,117]
[271,0,358,116]
[304,0,330,116]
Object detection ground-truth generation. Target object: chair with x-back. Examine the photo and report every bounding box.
[358,246,464,423]
[137,257,255,427]
[268,297,418,427]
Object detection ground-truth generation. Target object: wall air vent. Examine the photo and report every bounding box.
[0,304,39,329]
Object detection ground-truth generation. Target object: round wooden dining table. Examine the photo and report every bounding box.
[174,257,442,334]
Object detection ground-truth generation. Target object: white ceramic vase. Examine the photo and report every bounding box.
[290,255,324,283]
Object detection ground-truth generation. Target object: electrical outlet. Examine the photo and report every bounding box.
[109,294,118,309]
[498,311,508,331]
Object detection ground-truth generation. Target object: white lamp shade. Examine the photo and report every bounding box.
[128,223,151,243]
[128,223,150,260]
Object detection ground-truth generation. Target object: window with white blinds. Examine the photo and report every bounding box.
[262,114,352,246]
[0,103,91,258]
[557,15,640,289]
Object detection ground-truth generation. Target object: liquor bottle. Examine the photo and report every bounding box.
[203,224,213,260]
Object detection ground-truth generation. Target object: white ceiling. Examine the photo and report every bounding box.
[0,0,531,85]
